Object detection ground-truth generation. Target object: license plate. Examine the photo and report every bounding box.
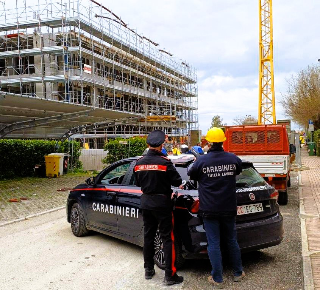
[237,203,263,215]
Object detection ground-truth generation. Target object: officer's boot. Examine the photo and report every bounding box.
[164,274,184,286]
[145,268,155,280]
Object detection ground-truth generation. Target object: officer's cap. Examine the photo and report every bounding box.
[146,130,165,147]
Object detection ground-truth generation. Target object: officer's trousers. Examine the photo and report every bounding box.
[142,209,176,277]
[203,216,243,283]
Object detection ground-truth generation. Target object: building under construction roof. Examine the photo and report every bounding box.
[0,0,198,140]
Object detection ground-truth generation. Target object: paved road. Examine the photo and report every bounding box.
[0,174,91,224]
[0,178,302,290]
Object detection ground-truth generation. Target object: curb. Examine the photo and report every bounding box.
[0,206,66,228]
[299,171,315,290]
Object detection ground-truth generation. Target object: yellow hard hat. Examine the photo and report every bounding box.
[205,127,226,143]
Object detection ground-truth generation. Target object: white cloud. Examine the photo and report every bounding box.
[200,74,258,90]
[197,73,259,132]
[197,70,300,133]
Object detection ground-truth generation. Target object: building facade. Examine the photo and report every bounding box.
[0,0,198,139]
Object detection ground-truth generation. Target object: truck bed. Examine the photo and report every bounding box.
[238,155,290,175]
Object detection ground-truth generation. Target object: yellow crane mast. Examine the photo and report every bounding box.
[258,0,276,124]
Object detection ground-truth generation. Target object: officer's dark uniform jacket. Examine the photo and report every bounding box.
[134,149,182,210]
[188,147,242,217]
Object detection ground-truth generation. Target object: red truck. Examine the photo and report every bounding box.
[223,124,291,205]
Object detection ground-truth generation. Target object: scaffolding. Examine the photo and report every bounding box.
[0,0,198,138]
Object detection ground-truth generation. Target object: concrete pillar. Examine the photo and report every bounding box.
[43,34,53,99]
[94,86,99,108]
[33,33,44,98]
[143,78,147,90]
[144,98,148,116]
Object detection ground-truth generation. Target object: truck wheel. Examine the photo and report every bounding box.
[154,230,185,270]
[278,191,288,205]
[70,203,89,237]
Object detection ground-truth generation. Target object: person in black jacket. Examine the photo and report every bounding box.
[134,129,184,286]
[188,127,245,288]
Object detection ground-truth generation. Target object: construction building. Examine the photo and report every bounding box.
[0,0,198,142]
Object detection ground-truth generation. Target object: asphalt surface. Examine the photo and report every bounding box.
[183,173,303,290]
[0,175,302,290]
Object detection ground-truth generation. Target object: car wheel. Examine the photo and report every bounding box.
[278,191,288,205]
[70,203,89,237]
[153,230,185,270]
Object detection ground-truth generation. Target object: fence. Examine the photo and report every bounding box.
[79,149,107,171]
[289,132,301,166]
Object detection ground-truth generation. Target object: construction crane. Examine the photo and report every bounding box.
[258,0,276,125]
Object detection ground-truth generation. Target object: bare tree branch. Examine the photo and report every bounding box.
[281,65,320,129]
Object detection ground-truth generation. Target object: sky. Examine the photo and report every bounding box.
[4,0,320,133]
[101,0,320,133]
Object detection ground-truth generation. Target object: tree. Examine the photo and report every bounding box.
[281,65,320,130]
[210,115,225,128]
[233,115,258,125]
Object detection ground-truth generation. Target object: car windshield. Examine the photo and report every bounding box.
[236,167,266,187]
[176,166,189,182]
[175,165,266,188]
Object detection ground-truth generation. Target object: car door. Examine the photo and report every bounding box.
[116,161,144,244]
[85,160,133,233]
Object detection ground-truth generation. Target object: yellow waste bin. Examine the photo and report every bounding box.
[48,153,64,175]
[45,155,62,178]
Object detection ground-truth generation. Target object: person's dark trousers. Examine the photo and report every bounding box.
[142,209,176,277]
[203,216,243,283]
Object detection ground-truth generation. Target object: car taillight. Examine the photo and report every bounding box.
[190,199,199,213]
[279,183,286,189]
[270,190,279,200]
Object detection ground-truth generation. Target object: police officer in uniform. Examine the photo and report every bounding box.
[188,127,245,288]
[134,130,184,286]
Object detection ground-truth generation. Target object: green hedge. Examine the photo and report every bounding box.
[314,129,320,156]
[58,140,82,169]
[0,139,81,179]
[103,137,147,165]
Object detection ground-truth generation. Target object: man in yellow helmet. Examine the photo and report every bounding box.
[188,127,245,288]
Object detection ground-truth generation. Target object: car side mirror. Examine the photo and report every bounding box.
[85,177,96,186]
